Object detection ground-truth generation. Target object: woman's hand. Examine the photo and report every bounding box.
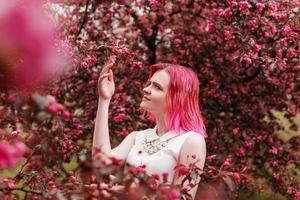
[97,56,116,101]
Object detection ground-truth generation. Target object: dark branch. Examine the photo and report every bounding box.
[241,66,262,82]
[76,0,91,38]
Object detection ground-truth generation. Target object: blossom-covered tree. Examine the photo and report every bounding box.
[0,0,299,199]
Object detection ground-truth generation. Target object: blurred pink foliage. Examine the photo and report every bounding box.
[0,0,70,91]
[0,141,28,168]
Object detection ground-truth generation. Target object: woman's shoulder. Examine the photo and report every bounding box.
[180,131,206,142]
[132,127,155,140]
[134,127,154,134]
[180,131,206,148]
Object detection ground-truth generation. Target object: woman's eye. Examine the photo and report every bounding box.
[155,85,161,90]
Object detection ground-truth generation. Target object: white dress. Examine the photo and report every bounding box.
[125,125,199,184]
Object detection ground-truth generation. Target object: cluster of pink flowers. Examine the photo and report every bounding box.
[46,95,71,120]
[0,141,28,169]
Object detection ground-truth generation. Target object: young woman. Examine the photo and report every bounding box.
[93,60,207,199]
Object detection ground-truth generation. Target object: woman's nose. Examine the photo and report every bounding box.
[142,85,151,94]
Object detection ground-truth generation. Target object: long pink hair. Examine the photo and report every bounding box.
[141,63,207,138]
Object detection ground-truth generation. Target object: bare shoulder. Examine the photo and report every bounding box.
[125,130,138,143]
[180,132,206,159]
[125,128,151,144]
[184,132,206,147]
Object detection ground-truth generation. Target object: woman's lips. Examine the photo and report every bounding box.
[142,96,151,101]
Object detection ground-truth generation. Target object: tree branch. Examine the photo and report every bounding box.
[76,0,91,38]
[240,66,262,82]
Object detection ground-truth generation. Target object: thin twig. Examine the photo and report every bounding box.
[76,0,91,38]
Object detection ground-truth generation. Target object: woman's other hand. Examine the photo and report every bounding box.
[98,56,116,101]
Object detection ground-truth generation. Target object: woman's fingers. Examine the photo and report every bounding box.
[98,74,110,83]
[108,69,114,82]
[100,62,114,76]
[99,69,114,82]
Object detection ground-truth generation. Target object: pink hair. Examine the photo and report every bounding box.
[141,63,207,138]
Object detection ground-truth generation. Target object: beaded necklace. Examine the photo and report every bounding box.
[142,134,179,154]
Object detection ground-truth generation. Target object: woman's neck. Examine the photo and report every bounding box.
[155,117,168,137]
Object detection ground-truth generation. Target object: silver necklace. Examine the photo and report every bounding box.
[142,135,178,154]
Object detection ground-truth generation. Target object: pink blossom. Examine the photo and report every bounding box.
[88,80,96,87]
[164,189,180,200]
[132,61,143,69]
[231,172,240,184]
[0,141,28,169]
[174,39,182,45]
[135,165,146,174]
[286,48,297,58]
[276,49,282,59]
[286,187,293,194]
[288,103,297,116]
[48,181,56,190]
[162,172,169,182]
[48,102,64,114]
[239,1,252,13]
[243,141,253,149]
[248,19,257,30]
[272,172,280,180]
[151,173,160,180]
[271,161,279,167]
[206,154,216,163]
[249,38,255,46]
[224,30,233,41]
[263,31,271,38]
[268,1,278,11]
[7,182,15,190]
[242,54,252,67]
[236,147,245,157]
[229,1,238,7]
[63,111,71,120]
[149,0,158,10]
[216,57,223,64]
[220,8,233,19]
[174,164,189,177]
[7,95,16,104]
[113,113,126,123]
[281,25,293,36]
[11,130,20,137]
[211,8,221,17]
[294,65,300,71]
[120,129,129,137]
[80,55,97,68]
[255,44,262,52]
[256,3,265,12]
[233,127,240,136]
[110,157,123,166]
[206,20,214,33]
[222,160,230,169]
[269,146,278,155]
[295,192,300,200]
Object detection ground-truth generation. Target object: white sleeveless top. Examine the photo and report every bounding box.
[125,125,199,184]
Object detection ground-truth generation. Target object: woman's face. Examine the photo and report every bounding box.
[140,69,170,115]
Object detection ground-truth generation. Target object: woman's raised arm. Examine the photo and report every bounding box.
[92,56,136,161]
[92,56,116,158]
